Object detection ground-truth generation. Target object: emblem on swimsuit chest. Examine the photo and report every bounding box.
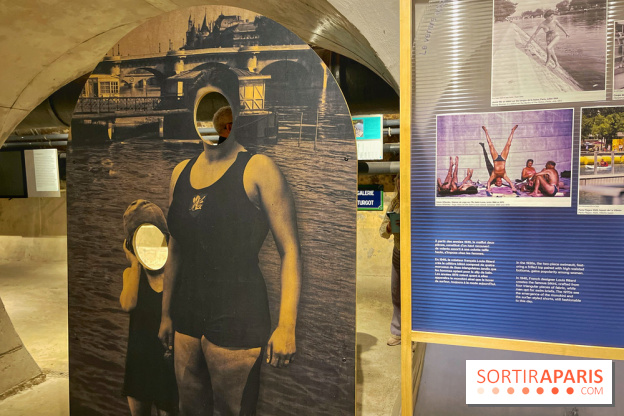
[190,195,206,211]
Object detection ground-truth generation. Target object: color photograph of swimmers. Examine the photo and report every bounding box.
[614,22,624,98]
[579,106,624,210]
[491,0,607,106]
[436,109,573,207]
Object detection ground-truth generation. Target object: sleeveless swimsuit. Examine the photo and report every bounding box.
[167,152,271,348]
[545,29,557,44]
[122,268,178,410]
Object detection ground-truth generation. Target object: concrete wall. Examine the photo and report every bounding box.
[0,297,43,398]
[436,109,574,185]
[0,197,60,398]
[0,192,67,262]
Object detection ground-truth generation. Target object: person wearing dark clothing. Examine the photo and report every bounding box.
[159,106,302,415]
[120,199,178,416]
[380,175,401,346]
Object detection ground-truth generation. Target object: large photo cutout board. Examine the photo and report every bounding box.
[410,0,624,356]
[67,7,356,415]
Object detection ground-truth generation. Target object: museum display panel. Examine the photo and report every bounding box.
[402,0,624,413]
[67,7,356,415]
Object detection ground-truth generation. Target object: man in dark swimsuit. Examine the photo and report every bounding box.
[481,125,518,193]
[530,160,560,197]
[159,106,302,415]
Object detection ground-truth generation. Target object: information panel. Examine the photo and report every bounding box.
[353,115,383,160]
[24,149,60,198]
[411,0,624,354]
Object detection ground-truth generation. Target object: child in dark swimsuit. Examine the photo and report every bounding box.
[120,200,177,416]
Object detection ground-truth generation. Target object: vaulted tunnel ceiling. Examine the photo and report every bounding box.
[0,0,399,145]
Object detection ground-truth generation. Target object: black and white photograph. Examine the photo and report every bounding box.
[67,6,356,415]
[614,21,624,98]
[492,0,607,106]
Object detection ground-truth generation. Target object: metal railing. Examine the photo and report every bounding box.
[74,97,163,114]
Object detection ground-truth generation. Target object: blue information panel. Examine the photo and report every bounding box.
[411,0,624,350]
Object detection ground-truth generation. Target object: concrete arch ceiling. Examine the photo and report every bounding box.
[0,0,399,144]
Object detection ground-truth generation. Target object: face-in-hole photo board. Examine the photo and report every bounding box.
[68,7,356,415]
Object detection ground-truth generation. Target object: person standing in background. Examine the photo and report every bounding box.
[380,175,401,346]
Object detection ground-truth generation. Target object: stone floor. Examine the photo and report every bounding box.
[0,260,69,416]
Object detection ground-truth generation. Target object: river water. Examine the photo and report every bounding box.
[67,80,357,415]
[515,10,606,90]
[579,163,624,205]
[579,190,624,205]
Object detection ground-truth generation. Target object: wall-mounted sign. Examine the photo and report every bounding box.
[353,115,383,160]
[0,149,61,198]
[357,184,383,211]
[25,149,60,197]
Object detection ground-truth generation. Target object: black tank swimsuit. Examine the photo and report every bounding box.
[167,152,271,348]
[122,268,177,410]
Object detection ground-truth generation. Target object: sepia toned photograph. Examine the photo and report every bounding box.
[491,0,607,106]
[67,6,356,416]
[436,109,573,207]
[578,106,624,214]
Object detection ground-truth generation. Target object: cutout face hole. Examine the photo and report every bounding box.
[132,224,168,271]
[195,92,231,146]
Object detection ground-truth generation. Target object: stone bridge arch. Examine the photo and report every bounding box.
[188,66,241,113]
[162,65,241,140]
[120,67,166,88]
[260,60,318,106]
